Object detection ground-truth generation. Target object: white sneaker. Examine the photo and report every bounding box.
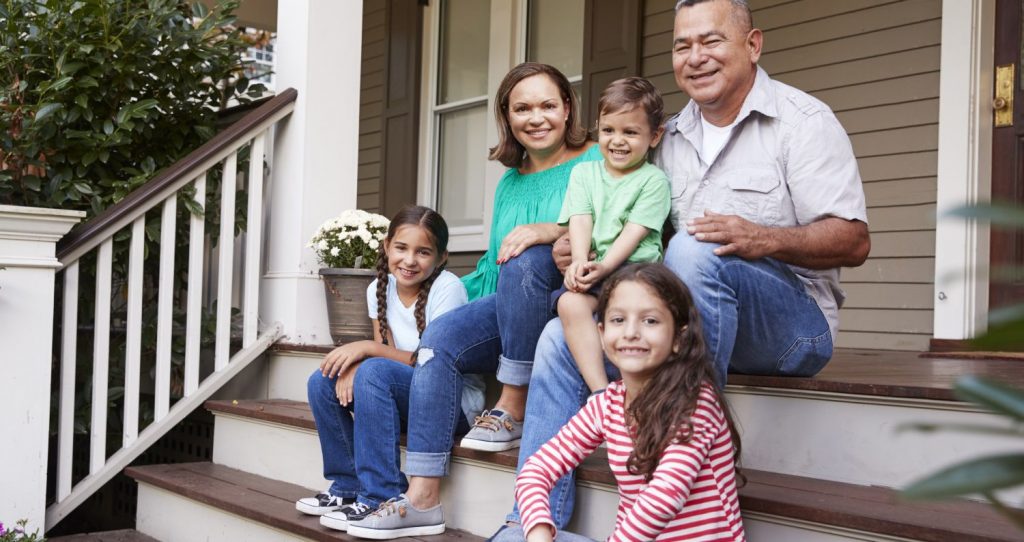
[295,491,352,515]
[320,500,374,531]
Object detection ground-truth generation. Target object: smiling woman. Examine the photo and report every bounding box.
[334,63,605,539]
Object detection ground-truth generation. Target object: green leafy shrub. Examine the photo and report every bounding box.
[0,0,264,214]
[0,0,270,440]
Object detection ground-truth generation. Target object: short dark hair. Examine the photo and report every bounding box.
[675,0,753,32]
[488,62,589,169]
[598,77,665,134]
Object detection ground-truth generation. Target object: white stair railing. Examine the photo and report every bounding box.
[45,89,297,529]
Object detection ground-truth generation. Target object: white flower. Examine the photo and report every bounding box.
[308,209,392,266]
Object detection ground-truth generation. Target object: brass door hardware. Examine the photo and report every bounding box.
[995,63,1014,127]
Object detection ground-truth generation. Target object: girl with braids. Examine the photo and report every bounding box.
[298,205,485,533]
[510,263,745,542]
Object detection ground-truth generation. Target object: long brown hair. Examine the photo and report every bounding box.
[374,205,449,346]
[596,263,742,483]
[488,62,588,169]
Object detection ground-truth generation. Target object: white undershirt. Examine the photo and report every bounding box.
[700,114,739,169]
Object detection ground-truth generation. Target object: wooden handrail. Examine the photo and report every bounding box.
[57,88,298,262]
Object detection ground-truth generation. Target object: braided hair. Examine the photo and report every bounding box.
[374,205,450,346]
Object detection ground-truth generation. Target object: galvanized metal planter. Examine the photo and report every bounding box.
[319,267,376,344]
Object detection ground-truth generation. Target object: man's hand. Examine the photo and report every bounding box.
[551,233,596,274]
[687,210,774,260]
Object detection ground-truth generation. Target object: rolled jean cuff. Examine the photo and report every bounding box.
[504,511,521,524]
[404,451,451,477]
[496,355,533,387]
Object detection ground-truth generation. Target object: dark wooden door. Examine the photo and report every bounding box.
[380,0,423,217]
[991,0,1024,309]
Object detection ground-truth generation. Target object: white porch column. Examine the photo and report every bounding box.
[0,205,84,532]
[933,0,995,340]
[263,0,363,344]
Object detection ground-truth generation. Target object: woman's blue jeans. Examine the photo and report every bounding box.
[405,244,563,477]
[505,232,833,527]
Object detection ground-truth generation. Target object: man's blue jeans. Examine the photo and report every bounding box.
[405,244,563,477]
[506,232,832,526]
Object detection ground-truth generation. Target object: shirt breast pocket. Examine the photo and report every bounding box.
[724,173,781,224]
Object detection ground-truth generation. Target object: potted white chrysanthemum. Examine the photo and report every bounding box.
[308,209,390,343]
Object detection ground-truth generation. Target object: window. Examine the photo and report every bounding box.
[420,0,585,251]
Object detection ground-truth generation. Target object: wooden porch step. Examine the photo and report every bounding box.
[272,345,1024,402]
[124,462,482,542]
[49,530,159,542]
[206,398,1021,542]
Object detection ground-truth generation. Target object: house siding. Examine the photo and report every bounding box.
[358,3,386,213]
[642,0,941,350]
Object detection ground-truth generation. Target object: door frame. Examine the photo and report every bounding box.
[932,0,995,341]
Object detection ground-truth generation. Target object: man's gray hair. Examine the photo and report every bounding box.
[674,0,753,31]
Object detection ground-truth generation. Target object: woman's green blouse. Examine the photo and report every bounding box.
[461,145,602,301]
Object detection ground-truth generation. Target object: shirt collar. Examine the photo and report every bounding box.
[669,65,777,139]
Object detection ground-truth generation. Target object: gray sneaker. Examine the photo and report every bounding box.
[459,409,523,452]
[345,495,445,539]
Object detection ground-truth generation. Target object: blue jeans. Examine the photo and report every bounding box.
[506,233,832,526]
[308,358,414,507]
[405,244,562,477]
[664,232,832,385]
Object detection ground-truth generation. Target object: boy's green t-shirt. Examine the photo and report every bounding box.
[557,160,671,263]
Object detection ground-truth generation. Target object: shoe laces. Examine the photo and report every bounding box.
[372,498,408,518]
[348,501,371,515]
[472,410,514,433]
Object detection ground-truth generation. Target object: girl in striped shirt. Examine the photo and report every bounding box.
[515,263,745,541]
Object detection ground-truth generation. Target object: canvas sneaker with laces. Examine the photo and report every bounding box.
[345,495,445,539]
[320,500,374,531]
[459,409,523,452]
[295,491,354,515]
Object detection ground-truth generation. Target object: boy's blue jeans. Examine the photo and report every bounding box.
[405,244,563,477]
[506,233,833,527]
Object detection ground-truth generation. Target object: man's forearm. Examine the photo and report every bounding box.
[765,218,870,269]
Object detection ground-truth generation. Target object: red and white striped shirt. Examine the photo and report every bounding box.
[516,380,745,541]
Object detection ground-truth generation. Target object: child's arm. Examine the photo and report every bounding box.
[565,214,595,292]
[576,222,649,289]
[516,390,607,540]
[608,389,731,541]
[320,321,415,378]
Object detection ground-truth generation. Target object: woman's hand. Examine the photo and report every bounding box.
[321,341,372,378]
[335,364,360,406]
[498,224,558,264]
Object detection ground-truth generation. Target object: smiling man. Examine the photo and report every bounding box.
[492,0,870,537]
